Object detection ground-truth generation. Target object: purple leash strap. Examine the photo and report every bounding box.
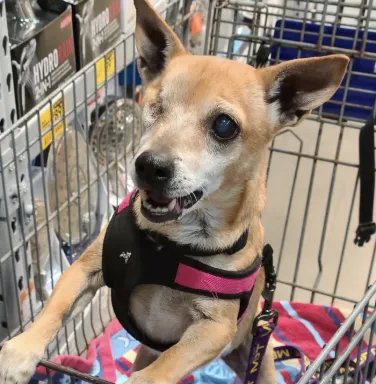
[244,244,278,384]
[245,321,276,384]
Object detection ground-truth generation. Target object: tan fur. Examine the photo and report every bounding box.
[0,1,349,384]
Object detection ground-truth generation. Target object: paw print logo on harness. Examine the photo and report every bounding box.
[120,251,131,264]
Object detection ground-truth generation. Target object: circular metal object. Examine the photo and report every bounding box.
[47,127,99,245]
[89,98,142,167]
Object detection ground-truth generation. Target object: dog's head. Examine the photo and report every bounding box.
[131,0,349,229]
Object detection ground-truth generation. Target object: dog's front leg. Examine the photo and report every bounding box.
[0,228,106,384]
[128,316,237,384]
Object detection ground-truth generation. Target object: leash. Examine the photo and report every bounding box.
[273,343,376,383]
[243,244,376,383]
[354,112,376,246]
[244,244,278,384]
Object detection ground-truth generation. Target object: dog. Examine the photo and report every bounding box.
[0,1,348,383]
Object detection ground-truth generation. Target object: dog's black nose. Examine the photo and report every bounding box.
[135,151,174,190]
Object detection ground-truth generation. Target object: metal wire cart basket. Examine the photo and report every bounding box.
[1,0,376,383]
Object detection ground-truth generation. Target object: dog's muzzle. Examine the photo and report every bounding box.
[134,151,203,223]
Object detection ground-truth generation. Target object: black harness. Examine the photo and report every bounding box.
[102,192,263,352]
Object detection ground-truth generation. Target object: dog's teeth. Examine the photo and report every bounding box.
[161,207,168,213]
[146,203,157,212]
[168,199,177,211]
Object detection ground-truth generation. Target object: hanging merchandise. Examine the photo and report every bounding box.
[74,0,122,68]
[46,126,104,263]
[9,5,76,117]
[89,98,142,201]
[185,0,206,55]
[39,0,122,69]
[12,38,37,117]
[75,0,95,67]
[89,98,143,167]
[36,0,67,14]
[6,0,38,23]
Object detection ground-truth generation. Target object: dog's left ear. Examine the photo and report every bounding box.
[258,54,349,130]
[134,0,186,83]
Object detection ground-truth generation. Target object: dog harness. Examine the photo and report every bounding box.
[102,191,263,352]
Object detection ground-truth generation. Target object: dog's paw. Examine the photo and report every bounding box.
[0,334,44,384]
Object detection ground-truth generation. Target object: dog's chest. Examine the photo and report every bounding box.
[129,285,194,343]
[126,254,238,344]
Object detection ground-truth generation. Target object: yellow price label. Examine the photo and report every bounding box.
[39,96,65,150]
[41,121,64,150]
[40,97,64,131]
[96,50,115,86]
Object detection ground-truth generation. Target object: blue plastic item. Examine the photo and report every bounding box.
[118,60,142,89]
[271,19,376,121]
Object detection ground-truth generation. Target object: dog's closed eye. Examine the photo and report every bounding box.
[143,102,164,129]
[149,102,164,120]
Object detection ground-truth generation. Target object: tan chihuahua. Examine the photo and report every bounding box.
[0,1,348,383]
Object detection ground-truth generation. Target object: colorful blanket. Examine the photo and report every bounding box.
[32,302,374,384]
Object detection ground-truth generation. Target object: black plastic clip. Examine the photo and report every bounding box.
[261,244,277,311]
[251,244,279,334]
[354,222,376,247]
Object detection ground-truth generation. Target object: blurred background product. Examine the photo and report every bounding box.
[89,97,142,201]
[9,3,76,117]
[37,0,123,69]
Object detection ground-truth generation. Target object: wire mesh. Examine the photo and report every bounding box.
[0,0,195,356]
[0,0,376,383]
[206,0,376,308]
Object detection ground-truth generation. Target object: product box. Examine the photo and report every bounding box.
[48,0,123,69]
[37,0,122,69]
[9,6,76,117]
[72,0,122,69]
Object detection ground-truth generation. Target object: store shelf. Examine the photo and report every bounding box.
[0,0,17,136]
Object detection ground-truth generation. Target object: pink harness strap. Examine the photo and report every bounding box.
[175,264,261,295]
[116,189,259,322]
[117,190,135,213]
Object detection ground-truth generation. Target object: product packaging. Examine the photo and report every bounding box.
[9,5,76,117]
[38,0,122,69]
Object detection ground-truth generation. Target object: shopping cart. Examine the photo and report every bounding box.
[1,0,376,383]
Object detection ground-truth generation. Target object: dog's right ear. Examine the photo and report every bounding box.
[134,0,186,83]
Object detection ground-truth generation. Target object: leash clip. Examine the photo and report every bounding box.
[251,244,278,334]
[261,244,277,311]
[251,308,278,335]
[354,222,376,246]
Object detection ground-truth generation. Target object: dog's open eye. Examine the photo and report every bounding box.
[211,114,239,141]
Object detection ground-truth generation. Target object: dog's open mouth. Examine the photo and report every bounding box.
[140,190,204,223]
